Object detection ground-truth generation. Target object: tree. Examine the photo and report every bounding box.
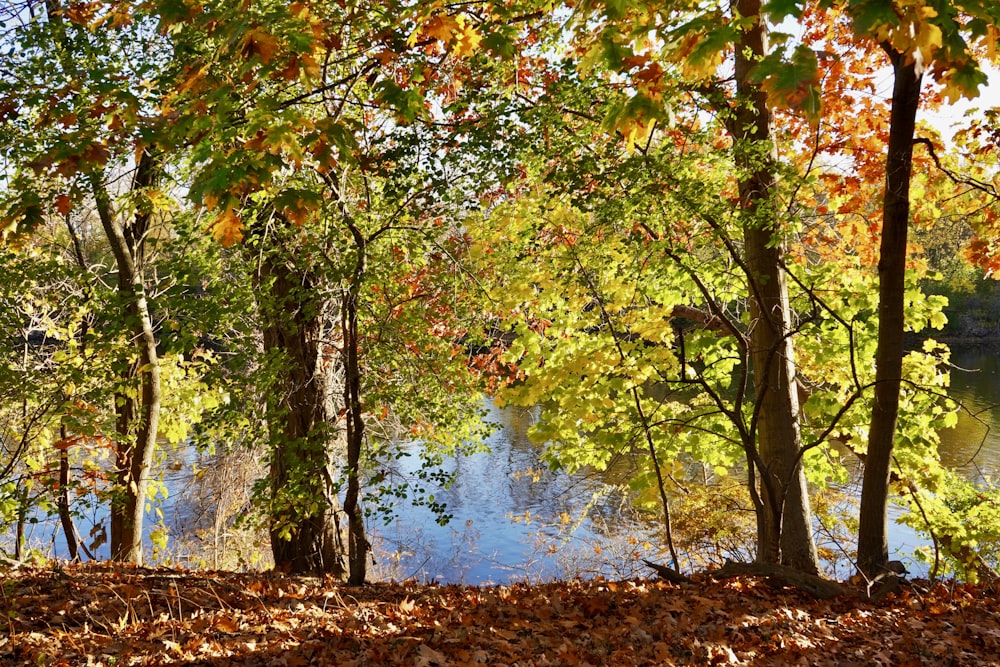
[0,0,175,564]
[462,0,991,580]
[770,0,1000,578]
[731,0,818,573]
[1,0,236,566]
[469,0,830,573]
[160,0,492,580]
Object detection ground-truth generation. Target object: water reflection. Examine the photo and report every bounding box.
[378,344,1000,583]
[373,401,649,584]
[10,345,1000,582]
[939,346,1000,483]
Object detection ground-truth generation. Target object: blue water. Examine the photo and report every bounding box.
[371,402,651,584]
[6,344,999,582]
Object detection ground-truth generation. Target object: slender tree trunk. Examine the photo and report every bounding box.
[58,425,79,561]
[857,49,923,578]
[14,485,26,560]
[342,289,367,585]
[258,224,347,578]
[90,160,162,565]
[342,218,369,585]
[733,0,818,574]
[45,0,160,567]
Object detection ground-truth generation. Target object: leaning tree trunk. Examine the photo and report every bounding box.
[89,157,162,565]
[733,0,819,574]
[45,0,160,567]
[857,48,922,579]
[58,425,80,561]
[258,225,347,578]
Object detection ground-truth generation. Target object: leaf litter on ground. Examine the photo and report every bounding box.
[1,561,999,665]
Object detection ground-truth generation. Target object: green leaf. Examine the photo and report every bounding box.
[763,0,804,21]
[605,0,627,21]
[482,31,516,60]
[374,80,425,123]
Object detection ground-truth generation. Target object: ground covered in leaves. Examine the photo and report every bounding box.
[2,563,1000,665]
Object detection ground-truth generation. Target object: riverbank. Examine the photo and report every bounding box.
[3,561,998,665]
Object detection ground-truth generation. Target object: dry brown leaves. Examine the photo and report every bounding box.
[1,562,998,666]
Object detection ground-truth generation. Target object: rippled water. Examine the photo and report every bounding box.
[376,345,1000,583]
[371,402,651,584]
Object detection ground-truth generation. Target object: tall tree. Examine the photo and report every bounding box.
[732,0,818,573]
[477,0,827,572]
[0,0,175,564]
[781,0,1000,577]
[161,0,492,580]
[254,214,348,577]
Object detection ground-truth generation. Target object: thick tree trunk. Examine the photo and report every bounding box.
[857,50,923,578]
[733,0,818,574]
[259,231,347,578]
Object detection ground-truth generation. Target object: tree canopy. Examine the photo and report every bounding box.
[0,0,999,592]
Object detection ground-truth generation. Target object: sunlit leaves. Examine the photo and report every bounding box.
[12,562,1000,663]
[412,13,483,59]
[209,205,243,247]
[754,45,823,121]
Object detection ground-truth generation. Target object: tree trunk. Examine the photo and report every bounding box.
[44,0,160,567]
[857,49,923,578]
[342,219,369,586]
[342,289,367,585]
[58,425,79,562]
[258,227,347,578]
[733,0,819,574]
[88,156,161,565]
[14,485,26,561]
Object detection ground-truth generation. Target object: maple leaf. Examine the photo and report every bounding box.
[413,13,481,59]
[422,15,458,43]
[54,194,73,216]
[757,45,823,122]
[937,61,989,103]
[451,18,482,59]
[239,28,280,65]
[210,205,243,247]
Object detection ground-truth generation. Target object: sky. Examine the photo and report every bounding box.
[919,65,1000,144]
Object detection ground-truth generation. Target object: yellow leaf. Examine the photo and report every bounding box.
[423,14,459,43]
[912,20,942,74]
[415,13,481,58]
[452,18,482,59]
[985,26,1000,62]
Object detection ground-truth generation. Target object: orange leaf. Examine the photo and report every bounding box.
[54,194,73,216]
[210,206,243,247]
[239,28,280,64]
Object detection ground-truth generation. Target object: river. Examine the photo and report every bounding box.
[375,344,1000,583]
[938,346,1000,482]
[7,344,999,583]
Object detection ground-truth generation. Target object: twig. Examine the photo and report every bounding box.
[914,137,1000,202]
